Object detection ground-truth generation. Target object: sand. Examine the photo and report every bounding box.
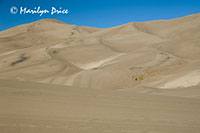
[0,13,200,132]
[0,79,200,133]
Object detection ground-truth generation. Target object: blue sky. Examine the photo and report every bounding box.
[0,0,200,31]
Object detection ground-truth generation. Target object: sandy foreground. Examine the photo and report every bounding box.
[0,79,200,133]
[0,14,200,132]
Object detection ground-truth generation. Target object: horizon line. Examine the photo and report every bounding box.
[0,12,199,32]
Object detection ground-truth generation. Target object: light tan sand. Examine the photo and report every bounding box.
[0,79,200,133]
[0,14,200,132]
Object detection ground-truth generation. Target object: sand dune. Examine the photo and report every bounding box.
[0,13,200,132]
[1,14,200,89]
